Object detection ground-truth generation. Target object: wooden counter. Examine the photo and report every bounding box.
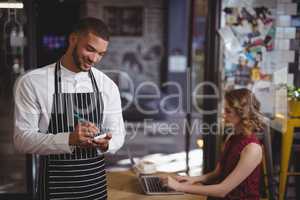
[107,171,206,200]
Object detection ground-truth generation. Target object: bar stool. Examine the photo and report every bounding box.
[278,117,300,200]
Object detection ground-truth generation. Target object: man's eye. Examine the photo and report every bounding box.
[87,47,94,51]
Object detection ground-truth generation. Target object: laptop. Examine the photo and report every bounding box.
[127,148,183,195]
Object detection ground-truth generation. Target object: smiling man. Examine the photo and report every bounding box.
[14,17,125,200]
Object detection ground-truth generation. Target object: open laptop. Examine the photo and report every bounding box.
[127,148,183,195]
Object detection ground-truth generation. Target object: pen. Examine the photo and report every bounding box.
[74,113,88,123]
[74,113,109,139]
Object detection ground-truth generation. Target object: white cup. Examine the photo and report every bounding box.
[135,160,157,174]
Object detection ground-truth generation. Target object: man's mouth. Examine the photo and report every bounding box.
[83,62,93,69]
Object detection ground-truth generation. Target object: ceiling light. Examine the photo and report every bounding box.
[0,2,24,9]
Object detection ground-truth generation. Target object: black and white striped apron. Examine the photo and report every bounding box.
[38,61,107,200]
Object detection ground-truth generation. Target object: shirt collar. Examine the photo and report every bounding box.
[59,61,89,80]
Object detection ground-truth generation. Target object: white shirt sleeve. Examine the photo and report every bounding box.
[13,74,73,155]
[102,82,126,154]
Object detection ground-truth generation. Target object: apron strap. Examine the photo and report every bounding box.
[88,70,104,125]
[54,61,61,94]
[88,70,100,93]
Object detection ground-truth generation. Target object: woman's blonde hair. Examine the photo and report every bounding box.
[225,88,264,136]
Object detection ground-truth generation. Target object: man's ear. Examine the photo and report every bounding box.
[68,32,78,46]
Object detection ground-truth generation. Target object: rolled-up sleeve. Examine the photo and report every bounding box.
[13,75,73,155]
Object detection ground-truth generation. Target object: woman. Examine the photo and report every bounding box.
[162,88,263,199]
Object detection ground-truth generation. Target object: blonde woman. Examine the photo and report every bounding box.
[162,88,263,200]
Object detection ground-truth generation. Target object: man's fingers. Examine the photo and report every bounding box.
[79,140,93,148]
[79,125,98,138]
[78,137,92,146]
[74,122,108,147]
[105,132,112,139]
[90,126,98,133]
[93,133,112,143]
[82,125,97,132]
[78,128,94,138]
[86,122,99,132]
[84,132,95,138]
[78,122,99,131]
[92,137,110,151]
[93,138,109,145]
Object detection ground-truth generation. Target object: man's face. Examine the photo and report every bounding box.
[71,32,109,72]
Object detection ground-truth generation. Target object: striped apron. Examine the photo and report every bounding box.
[37,61,107,200]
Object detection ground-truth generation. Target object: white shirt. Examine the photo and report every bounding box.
[14,63,126,155]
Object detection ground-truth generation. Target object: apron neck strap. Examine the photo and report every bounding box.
[88,70,100,93]
[54,60,100,94]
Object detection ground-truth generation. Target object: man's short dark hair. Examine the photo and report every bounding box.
[72,17,110,41]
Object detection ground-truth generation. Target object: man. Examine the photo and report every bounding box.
[14,17,125,200]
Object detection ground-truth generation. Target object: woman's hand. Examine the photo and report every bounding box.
[174,175,198,185]
[161,176,183,192]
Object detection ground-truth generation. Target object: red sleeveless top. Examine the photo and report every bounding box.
[216,134,261,200]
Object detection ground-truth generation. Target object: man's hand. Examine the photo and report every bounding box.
[92,132,112,151]
[69,122,99,147]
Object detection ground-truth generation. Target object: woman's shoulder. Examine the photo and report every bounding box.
[243,134,261,145]
[226,134,261,153]
[242,142,262,153]
[239,134,262,155]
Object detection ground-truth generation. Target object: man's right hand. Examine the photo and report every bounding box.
[69,122,99,147]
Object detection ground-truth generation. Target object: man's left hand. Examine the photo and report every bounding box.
[92,133,112,151]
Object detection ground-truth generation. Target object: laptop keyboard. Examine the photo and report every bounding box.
[142,176,169,193]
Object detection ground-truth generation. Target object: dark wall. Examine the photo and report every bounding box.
[34,0,80,67]
[167,0,188,56]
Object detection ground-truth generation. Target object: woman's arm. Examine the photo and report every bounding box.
[174,164,221,185]
[166,143,262,198]
[196,163,221,184]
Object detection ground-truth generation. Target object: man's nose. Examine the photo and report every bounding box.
[89,54,99,63]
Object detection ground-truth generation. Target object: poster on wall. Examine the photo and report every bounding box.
[219,7,275,89]
[89,0,165,92]
[104,7,143,36]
